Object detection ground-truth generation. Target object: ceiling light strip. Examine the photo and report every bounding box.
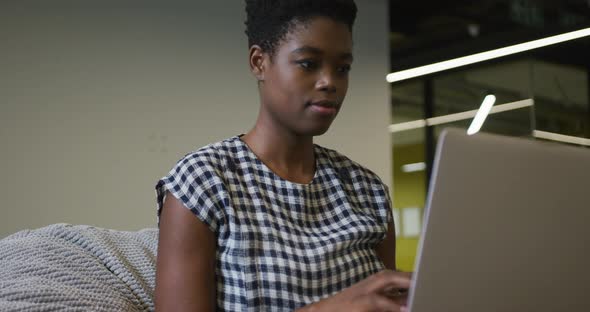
[388,119,427,133]
[401,162,427,173]
[386,27,590,83]
[467,95,497,135]
[533,130,590,146]
[487,99,534,114]
[389,99,534,133]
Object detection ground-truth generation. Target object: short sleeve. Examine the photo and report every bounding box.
[371,181,394,244]
[381,183,394,225]
[371,180,393,227]
[155,152,227,234]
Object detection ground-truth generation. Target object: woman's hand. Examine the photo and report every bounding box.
[297,270,412,312]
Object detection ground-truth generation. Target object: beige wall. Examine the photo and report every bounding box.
[0,0,390,238]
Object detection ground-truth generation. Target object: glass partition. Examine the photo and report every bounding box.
[390,46,589,271]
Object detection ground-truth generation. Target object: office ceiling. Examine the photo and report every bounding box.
[388,0,590,141]
[389,0,590,71]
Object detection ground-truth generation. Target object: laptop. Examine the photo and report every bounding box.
[406,128,590,312]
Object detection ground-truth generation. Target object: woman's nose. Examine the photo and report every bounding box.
[315,70,337,93]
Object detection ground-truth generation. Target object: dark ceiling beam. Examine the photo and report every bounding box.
[389,0,590,72]
[390,23,590,73]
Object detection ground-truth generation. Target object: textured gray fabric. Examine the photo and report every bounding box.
[0,224,158,312]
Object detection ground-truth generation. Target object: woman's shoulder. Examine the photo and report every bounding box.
[171,136,242,175]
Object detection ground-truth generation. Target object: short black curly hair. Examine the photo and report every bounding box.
[245,0,357,57]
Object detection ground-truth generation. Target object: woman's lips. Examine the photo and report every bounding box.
[309,100,339,116]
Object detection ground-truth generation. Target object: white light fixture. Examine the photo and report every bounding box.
[401,162,427,173]
[388,119,427,133]
[386,27,590,83]
[467,95,496,135]
[389,99,532,133]
[533,130,590,146]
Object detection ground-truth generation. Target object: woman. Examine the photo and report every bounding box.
[155,0,412,311]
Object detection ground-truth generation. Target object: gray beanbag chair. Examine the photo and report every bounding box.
[0,224,158,311]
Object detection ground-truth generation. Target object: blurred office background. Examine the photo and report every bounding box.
[0,1,390,237]
[1,0,588,273]
[389,0,590,270]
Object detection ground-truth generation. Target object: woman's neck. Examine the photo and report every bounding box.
[241,118,315,184]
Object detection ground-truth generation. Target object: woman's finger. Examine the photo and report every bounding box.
[366,270,412,293]
[367,293,404,312]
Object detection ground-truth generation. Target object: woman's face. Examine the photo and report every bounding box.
[255,17,353,137]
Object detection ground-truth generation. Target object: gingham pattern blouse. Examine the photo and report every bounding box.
[155,136,393,311]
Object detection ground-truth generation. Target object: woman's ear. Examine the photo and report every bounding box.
[249,45,266,81]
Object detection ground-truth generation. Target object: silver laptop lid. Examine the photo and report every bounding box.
[408,128,590,312]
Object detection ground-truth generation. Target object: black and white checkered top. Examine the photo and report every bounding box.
[155,136,393,311]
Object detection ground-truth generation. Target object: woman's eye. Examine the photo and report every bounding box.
[297,60,317,70]
[338,64,352,74]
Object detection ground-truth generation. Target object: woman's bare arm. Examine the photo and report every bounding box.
[155,191,217,311]
[376,221,397,270]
